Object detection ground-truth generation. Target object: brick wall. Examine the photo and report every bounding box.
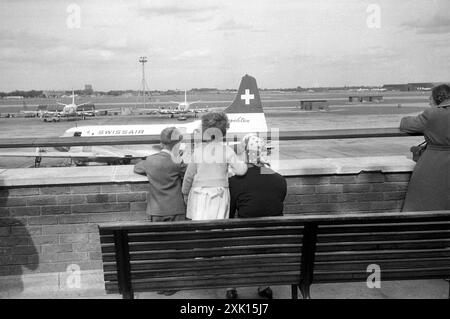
[283,172,411,214]
[0,171,412,277]
[0,183,149,276]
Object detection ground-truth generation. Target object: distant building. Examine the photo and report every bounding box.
[349,95,384,103]
[382,83,434,91]
[299,99,329,111]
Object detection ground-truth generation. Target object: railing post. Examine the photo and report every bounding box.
[113,230,133,299]
[299,223,318,299]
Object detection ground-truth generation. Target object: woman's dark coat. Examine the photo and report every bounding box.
[400,101,450,211]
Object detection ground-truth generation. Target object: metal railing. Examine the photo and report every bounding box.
[0,128,421,148]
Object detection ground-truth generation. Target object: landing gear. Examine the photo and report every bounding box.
[34,156,42,168]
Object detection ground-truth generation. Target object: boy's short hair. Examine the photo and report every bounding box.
[160,127,182,148]
[431,84,450,106]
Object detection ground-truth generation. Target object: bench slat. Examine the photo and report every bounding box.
[318,231,450,243]
[100,218,305,233]
[314,267,450,283]
[104,264,301,282]
[318,221,450,235]
[101,245,302,262]
[102,254,301,272]
[314,257,450,271]
[128,235,302,251]
[127,227,303,241]
[100,227,303,245]
[315,248,450,262]
[316,239,450,252]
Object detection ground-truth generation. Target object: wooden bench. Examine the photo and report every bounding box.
[98,217,305,299]
[98,211,450,299]
[300,211,450,298]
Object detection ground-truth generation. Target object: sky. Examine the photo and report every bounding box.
[0,0,449,91]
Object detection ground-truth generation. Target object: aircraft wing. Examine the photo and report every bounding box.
[157,109,183,115]
[20,111,38,114]
[75,102,91,108]
[56,102,66,106]
[0,150,130,159]
[96,108,121,112]
[0,145,162,160]
[42,111,61,115]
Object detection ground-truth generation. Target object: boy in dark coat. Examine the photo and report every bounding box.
[134,127,187,221]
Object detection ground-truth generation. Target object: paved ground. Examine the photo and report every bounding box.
[4,280,449,299]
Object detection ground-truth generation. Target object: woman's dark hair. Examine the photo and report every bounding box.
[201,112,229,140]
[431,84,450,106]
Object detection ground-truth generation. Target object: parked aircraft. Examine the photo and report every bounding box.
[156,90,208,117]
[44,91,93,117]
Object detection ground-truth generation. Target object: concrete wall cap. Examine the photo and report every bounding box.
[0,156,415,187]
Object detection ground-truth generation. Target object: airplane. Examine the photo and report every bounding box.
[0,74,269,166]
[43,91,93,118]
[157,90,208,116]
[40,91,125,121]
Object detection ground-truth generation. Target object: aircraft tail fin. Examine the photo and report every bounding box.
[224,74,267,133]
[224,74,263,114]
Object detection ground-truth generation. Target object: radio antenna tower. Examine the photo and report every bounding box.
[136,56,150,109]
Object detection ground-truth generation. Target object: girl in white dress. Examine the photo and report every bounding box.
[182,112,247,220]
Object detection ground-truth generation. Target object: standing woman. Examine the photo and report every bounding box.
[400,84,450,211]
[182,112,247,220]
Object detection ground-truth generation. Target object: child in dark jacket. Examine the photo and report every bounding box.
[134,126,187,221]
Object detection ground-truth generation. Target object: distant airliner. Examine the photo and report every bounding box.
[53,91,91,115]
[19,91,95,121]
[157,90,207,116]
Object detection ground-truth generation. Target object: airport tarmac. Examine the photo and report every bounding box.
[0,91,429,112]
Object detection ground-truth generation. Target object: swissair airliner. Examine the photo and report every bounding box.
[2,75,269,165]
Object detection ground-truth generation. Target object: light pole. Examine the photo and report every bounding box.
[138,56,149,109]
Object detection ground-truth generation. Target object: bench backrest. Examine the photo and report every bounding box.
[99,217,305,296]
[98,211,450,298]
[311,213,450,284]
